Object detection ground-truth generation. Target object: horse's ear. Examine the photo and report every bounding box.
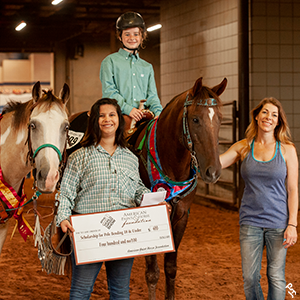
[212,78,227,96]
[191,77,203,97]
[59,83,70,104]
[32,81,42,103]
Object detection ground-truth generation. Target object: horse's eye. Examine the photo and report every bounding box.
[192,118,199,123]
[65,124,69,131]
[30,123,36,129]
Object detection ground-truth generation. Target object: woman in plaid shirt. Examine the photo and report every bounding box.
[57,98,150,300]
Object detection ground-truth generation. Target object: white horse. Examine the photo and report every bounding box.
[0,82,70,254]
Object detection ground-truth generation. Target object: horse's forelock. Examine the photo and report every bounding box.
[33,89,67,114]
[194,85,222,107]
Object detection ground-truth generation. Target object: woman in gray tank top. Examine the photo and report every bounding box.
[220,97,298,300]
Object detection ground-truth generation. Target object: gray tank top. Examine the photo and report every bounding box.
[239,140,288,229]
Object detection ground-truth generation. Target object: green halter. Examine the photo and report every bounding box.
[33,144,62,162]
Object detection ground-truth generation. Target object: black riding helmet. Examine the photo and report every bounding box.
[116,12,147,54]
[116,12,146,32]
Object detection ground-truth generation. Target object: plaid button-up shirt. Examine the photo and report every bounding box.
[57,144,150,226]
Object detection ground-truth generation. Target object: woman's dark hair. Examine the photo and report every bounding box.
[81,98,126,148]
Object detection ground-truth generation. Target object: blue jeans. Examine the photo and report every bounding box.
[69,252,134,300]
[240,225,287,300]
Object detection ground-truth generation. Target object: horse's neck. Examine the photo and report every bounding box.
[0,117,30,192]
[156,106,191,182]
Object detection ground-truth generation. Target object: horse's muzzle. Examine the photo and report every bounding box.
[202,165,221,184]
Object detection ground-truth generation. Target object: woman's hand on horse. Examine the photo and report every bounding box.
[60,219,75,233]
[129,108,144,121]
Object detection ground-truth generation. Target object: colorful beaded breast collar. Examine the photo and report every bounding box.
[147,119,197,202]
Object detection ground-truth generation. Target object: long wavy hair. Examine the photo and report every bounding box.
[81,98,126,148]
[240,97,293,160]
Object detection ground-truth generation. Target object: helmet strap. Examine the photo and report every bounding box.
[122,42,140,57]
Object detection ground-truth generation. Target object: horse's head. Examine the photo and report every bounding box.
[186,77,227,183]
[29,81,70,193]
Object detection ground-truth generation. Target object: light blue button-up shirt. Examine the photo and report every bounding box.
[100,48,163,117]
[56,144,150,226]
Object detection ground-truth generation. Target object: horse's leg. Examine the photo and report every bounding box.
[145,254,160,300]
[0,222,9,255]
[164,251,177,300]
[164,210,189,300]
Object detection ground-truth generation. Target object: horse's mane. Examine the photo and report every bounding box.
[2,100,33,130]
[164,84,222,110]
[2,90,67,130]
[163,91,186,110]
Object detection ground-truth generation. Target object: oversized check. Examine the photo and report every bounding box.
[70,204,175,265]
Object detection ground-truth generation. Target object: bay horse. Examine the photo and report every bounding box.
[132,77,227,300]
[0,81,70,254]
[67,77,227,299]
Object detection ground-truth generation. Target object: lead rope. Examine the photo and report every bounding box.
[34,192,72,275]
[33,134,72,275]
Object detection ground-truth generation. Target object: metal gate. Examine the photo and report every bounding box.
[196,100,239,206]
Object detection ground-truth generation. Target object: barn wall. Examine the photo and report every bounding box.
[54,42,68,98]
[2,60,31,86]
[0,53,52,93]
[29,53,53,88]
[250,0,300,154]
[68,40,109,114]
[160,0,238,107]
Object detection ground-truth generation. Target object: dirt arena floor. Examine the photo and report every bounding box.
[0,178,299,300]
